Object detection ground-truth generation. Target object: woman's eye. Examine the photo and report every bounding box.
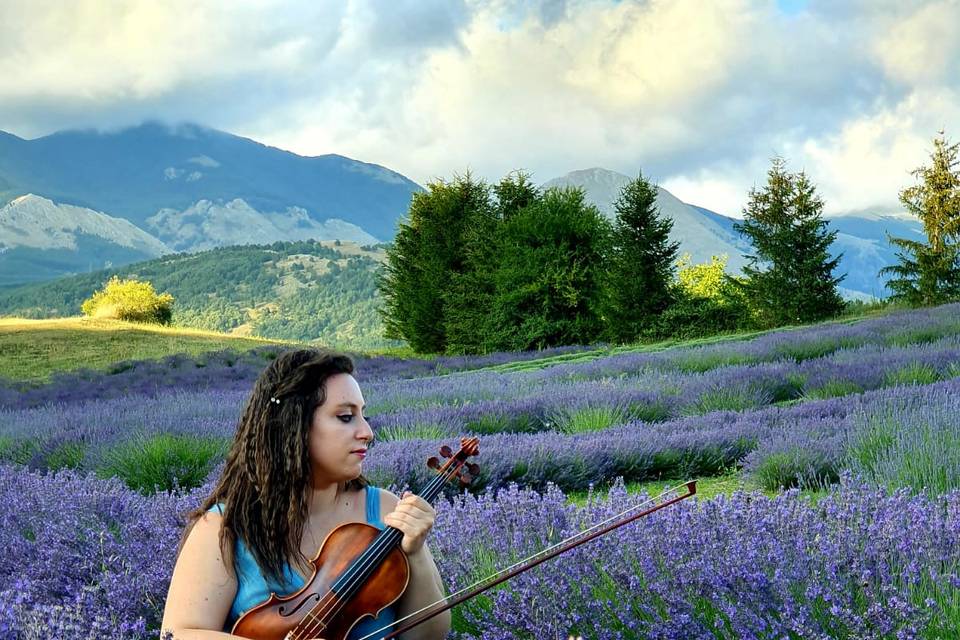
[337,415,353,423]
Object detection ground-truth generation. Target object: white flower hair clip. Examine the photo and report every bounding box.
[269,396,281,405]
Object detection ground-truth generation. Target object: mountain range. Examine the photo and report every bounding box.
[0,122,926,300]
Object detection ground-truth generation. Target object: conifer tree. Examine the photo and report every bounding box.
[733,158,845,327]
[378,173,491,353]
[603,173,679,343]
[444,171,539,354]
[881,131,960,306]
[487,186,611,351]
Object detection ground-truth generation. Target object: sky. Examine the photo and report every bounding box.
[1,0,958,217]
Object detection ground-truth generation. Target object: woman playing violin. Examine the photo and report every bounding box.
[162,349,451,639]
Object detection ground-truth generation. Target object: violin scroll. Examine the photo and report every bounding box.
[425,438,481,486]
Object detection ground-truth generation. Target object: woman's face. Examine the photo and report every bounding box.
[309,373,374,484]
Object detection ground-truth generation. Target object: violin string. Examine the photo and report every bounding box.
[291,463,462,640]
[292,466,453,640]
[350,481,693,640]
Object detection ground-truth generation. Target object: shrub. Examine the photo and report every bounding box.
[81,276,174,325]
[884,362,941,387]
[846,404,960,495]
[96,434,228,494]
[754,450,839,491]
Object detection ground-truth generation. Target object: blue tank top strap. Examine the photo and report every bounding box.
[365,485,385,528]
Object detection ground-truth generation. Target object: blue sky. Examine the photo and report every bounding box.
[1,0,958,217]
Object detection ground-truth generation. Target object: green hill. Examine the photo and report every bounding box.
[0,239,401,350]
[0,317,285,384]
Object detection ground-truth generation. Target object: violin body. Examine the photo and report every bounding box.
[232,522,409,640]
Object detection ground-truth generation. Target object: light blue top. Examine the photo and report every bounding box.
[210,485,398,639]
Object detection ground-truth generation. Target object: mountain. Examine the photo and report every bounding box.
[542,168,751,272]
[0,122,424,285]
[543,168,924,300]
[0,194,170,287]
[146,198,378,251]
[0,121,421,244]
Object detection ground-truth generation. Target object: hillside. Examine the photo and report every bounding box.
[0,122,420,242]
[0,317,281,384]
[0,239,400,350]
[0,194,170,286]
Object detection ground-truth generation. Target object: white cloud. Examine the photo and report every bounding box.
[1,0,958,219]
[872,0,960,87]
[800,88,960,212]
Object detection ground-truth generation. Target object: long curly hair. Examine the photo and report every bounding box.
[182,348,368,583]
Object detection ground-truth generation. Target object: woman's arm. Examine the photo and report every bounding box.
[380,490,452,640]
[160,512,240,639]
[394,542,452,640]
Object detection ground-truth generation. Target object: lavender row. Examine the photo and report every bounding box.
[1,464,956,639]
[365,334,960,440]
[4,362,960,494]
[0,343,593,410]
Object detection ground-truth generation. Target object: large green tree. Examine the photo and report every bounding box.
[444,171,540,354]
[378,174,492,353]
[487,186,611,351]
[733,158,845,327]
[602,173,679,343]
[881,132,960,306]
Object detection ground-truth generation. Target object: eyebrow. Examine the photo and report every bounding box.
[334,402,365,409]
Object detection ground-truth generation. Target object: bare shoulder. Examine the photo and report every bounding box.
[161,509,238,633]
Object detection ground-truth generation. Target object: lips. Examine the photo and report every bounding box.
[351,449,367,457]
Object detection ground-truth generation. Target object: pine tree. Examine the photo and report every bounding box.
[444,171,540,354]
[603,173,679,343]
[733,158,845,327]
[377,173,491,353]
[881,132,960,306]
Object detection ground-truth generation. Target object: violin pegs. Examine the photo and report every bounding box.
[458,471,473,485]
[439,445,453,459]
[466,462,480,475]
[427,456,441,470]
[460,436,480,456]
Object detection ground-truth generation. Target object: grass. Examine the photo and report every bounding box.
[0,317,290,384]
[566,471,747,506]
[565,469,833,507]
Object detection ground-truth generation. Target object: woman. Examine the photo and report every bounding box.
[162,349,451,639]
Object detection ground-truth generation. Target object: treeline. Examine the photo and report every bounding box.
[379,132,960,355]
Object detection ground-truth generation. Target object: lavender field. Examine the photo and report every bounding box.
[2,304,960,638]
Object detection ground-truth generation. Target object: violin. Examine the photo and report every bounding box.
[232,436,696,640]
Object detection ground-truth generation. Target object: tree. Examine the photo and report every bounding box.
[486,187,611,351]
[377,173,492,353]
[648,254,751,339]
[602,173,679,343]
[881,131,960,306]
[733,158,845,328]
[444,171,540,354]
[81,276,174,324]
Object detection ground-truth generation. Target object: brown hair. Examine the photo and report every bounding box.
[182,348,367,583]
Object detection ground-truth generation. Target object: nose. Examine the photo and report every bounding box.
[359,416,374,443]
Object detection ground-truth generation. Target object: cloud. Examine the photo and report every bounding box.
[1,0,957,218]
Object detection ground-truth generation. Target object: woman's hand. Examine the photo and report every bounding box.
[382,491,436,555]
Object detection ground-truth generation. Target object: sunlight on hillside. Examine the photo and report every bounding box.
[0,316,288,384]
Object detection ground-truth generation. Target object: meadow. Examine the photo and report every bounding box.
[1,306,959,639]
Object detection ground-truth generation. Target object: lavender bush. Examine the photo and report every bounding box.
[1,464,957,639]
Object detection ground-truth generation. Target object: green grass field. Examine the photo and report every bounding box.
[0,317,288,384]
